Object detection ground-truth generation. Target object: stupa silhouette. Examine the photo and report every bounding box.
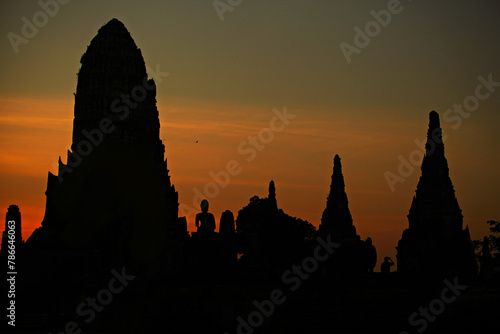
[319,155,358,242]
[26,19,181,271]
[397,111,477,279]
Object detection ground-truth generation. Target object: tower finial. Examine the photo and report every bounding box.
[425,111,444,157]
[268,180,278,211]
[334,154,342,174]
[269,180,276,199]
[429,110,440,129]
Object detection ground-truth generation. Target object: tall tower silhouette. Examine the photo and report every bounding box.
[319,155,358,242]
[408,111,462,237]
[397,111,477,278]
[27,19,179,268]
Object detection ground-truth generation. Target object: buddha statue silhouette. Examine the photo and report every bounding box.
[195,199,216,234]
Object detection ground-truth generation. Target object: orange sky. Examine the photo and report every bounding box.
[0,1,499,266]
[0,94,498,265]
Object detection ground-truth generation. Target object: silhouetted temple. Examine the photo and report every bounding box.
[396,111,477,279]
[318,155,358,242]
[6,14,500,334]
[26,19,181,271]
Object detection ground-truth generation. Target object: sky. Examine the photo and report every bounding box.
[0,0,499,264]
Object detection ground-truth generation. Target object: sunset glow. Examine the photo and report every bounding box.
[1,0,499,266]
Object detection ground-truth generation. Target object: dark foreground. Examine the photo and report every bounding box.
[3,271,499,334]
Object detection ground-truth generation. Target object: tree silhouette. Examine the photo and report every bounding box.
[236,189,316,270]
[475,220,500,276]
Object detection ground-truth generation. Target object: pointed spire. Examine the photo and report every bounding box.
[319,155,357,241]
[268,180,276,200]
[429,110,440,128]
[268,180,278,212]
[425,110,445,158]
[397,111,475,276]
[334,154,341,170]
[331,154,345,194]
[410,111,459,227]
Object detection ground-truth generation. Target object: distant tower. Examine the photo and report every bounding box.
[319,155,357,242]
[1,205,23,257]
[397,111,477,278]
[268,180,278,212]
